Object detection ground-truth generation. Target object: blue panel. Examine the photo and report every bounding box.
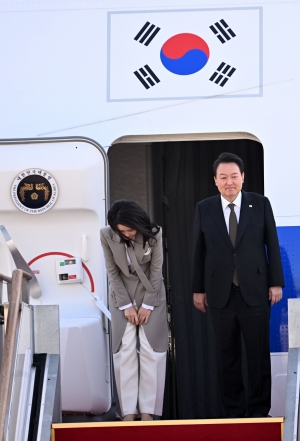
[270,227,300,352]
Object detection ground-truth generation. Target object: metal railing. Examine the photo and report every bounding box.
[0,269,31,441]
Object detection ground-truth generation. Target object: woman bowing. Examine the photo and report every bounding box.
[100,200,168,421]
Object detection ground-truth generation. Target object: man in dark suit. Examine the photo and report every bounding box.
[192,152,284,418]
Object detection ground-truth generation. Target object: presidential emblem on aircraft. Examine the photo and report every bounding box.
[11,169,58,214]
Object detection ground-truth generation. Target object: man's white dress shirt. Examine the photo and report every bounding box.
[221,191,242,233]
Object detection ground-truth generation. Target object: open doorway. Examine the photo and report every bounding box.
[108,138,264,419]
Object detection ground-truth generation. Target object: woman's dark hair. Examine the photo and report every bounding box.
[213,152,244,176]
[107,200,159,248]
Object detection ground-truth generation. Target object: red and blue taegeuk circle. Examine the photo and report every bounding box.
[160,33,210,75]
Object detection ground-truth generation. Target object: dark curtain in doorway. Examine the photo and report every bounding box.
[152,139,264,419]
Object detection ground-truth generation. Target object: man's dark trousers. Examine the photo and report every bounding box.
[210,286,271,417]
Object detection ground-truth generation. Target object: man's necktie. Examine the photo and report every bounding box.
[228,203,239,286]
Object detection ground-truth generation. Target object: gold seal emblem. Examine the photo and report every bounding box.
[11,169,58,215]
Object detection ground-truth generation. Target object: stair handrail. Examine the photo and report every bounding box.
[0,275,12,284]
[0,269,31,441]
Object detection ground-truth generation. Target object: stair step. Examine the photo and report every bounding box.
[52,417,284,441]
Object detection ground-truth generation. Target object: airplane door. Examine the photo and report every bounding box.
[0,137,111,415]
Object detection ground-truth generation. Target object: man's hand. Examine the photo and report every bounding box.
[193,293,208,313]
[138,306,152,325]
[269,286,282,306]
[124,306,139,324]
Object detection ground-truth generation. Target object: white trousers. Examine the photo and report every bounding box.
[113,322,167,416]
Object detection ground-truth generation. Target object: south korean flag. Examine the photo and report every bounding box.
[107,7,262,102]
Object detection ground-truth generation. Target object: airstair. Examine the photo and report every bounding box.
[0,269,60,441]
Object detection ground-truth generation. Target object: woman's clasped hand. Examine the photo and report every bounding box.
[124,305,152,325]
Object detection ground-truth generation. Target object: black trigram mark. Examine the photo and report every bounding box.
[134,65,160,89]
[209,62,236,87]
[210,19,236,44]
[134,22,161,46]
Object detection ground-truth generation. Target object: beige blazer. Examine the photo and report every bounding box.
[100,226,168,353]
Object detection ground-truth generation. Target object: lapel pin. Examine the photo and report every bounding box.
[249,205,252,207]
